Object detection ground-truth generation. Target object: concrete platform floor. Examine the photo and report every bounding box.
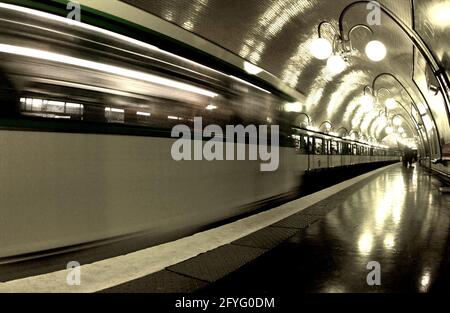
[201,165,450,293]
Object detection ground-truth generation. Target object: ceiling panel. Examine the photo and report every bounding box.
[120,0,436,142]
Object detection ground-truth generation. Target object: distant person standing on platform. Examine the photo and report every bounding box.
[402,148,410,168]
[407,149,415,168]
[402,148,414,168]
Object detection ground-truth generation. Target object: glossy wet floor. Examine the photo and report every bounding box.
[201,164,450,293]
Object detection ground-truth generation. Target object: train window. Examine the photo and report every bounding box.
[342,142,348,155]
[291,134,301,152]
[315,138,324,155]
[299,135,308,154]
[331,141,338,155]
[291,133,309,155]
[105,107,125,123]
[325,140,330,155]
[136,111,151,123]
[65,103,84,115]
[352,145,357,155]
[20,97,83,118]
[308,137,314,154]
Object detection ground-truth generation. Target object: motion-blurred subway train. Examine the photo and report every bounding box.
[0,3,399,260]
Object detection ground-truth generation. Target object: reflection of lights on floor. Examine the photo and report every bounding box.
[392,205,402,225]
[374,176,405,228]
[358,233,373,255]
[375,203,389,224]
[383,234,395,249]
[420,271,431,292]
[322,284,345,293]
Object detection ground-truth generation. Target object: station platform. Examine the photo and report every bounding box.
[102,164,450,293]
[1,163,449,293]
[201,164,450,293]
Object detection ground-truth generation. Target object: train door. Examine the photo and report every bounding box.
[315,137,325,169]
[299,134,309,172]
[331,140,341,167]
[308,136,314,170]
[328,140,333,167]
[324,139,330,168]
[352,144,357,165]
[342,142,349,165]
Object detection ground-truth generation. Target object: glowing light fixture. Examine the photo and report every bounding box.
[243,61,263,75]
[327,55,347,74]
[385,126,394,134]
[284,102,302,113]
[393,116,402,126]
[385,98,396,109]
[309,38,333,60]
[105,107,124,113]
[378,114,387,126]
[362,77,402,116]
[402,133,407,138]
[311,19,386,66]
[365,40,387,62]
[205,104,218,110]
[429,3,450,27]
[360,94,375,110]
[136,111,151,117]
[398,127,404,133]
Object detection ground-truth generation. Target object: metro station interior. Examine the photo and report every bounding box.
[0,0,449,298]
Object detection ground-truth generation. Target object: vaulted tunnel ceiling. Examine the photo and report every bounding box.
[119,0,450,150]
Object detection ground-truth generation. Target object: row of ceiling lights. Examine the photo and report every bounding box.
[308,20,407,140]
[359,85,397,113]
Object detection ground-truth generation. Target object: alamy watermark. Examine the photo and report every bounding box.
[170,117,280,172]
[366,1,381,26]
[66,261,81,286]
[366,261,381,286]
[67,1,81,22]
